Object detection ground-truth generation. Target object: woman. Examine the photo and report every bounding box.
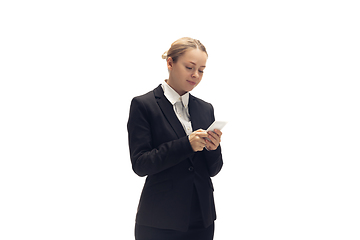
[127,37,223,240]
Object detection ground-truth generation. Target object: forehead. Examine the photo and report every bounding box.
[179,48,208,67]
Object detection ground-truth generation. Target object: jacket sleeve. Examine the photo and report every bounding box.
[203,103,223,177]
[127,97,194,177]
[204,145,223,177]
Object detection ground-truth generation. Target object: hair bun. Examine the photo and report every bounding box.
[161,51,168,59]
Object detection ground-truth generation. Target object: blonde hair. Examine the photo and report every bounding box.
[162,37,207,62]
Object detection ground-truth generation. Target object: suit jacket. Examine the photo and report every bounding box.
[127,85,223,232]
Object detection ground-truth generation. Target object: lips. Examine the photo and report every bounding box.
[187,80,196,86]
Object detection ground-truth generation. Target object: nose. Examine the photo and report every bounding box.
[192,71,199,78]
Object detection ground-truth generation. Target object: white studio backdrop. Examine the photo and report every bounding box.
[1,0,359,239]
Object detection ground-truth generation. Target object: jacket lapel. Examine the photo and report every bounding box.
[154,85,186,139]
[189,94,202,131]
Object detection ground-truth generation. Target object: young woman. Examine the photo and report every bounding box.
[127,37,223,240]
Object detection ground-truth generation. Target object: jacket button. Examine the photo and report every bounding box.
[188,166,194,171]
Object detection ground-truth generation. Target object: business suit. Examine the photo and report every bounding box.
[127,84,223,236]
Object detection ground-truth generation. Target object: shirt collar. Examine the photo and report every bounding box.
[161,80,189,108]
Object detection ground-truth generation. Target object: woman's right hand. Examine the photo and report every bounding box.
[188,129,208,152]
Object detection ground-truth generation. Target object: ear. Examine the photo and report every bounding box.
[167,57,174,71]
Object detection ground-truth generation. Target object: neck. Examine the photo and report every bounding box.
[166,79,187,96]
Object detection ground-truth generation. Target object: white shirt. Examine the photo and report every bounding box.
[161,81,193,135]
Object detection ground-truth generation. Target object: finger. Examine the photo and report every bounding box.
[196,129,206,133]
[205,140,211,150]
[208,131,219,138]
[200,141,207,151]
[206,137,216,146]
[212,130,222,142]
[208,130,219,137]
[195,135,206,144]
[207,136,218,146]
[213,129,222,137]
[199,137,207,145]
[208,131,220,143]
[196,132,208,138]
[206,139,216,150]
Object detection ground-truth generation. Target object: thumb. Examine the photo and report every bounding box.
[196,129,208,138]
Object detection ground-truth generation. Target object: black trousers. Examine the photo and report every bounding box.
[135,186,215,240]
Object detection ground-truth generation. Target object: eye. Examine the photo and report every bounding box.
[199,70,204,73]
[186,66,192,70]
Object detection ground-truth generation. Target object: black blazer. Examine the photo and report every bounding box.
[127,85,223,232]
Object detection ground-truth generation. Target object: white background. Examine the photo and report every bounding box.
[1,0,359,239]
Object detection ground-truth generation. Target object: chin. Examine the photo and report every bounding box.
[182,81,199,93]
[185,86,196,92]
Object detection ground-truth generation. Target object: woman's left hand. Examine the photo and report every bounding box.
[205,129,222,151]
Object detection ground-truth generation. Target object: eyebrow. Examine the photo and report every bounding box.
[189,61,206,68]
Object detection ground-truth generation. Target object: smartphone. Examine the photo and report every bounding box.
[206,121,228,132]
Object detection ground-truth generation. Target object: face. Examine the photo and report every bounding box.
[167,48,208,96]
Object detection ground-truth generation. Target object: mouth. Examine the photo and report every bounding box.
[186,80,197,86]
